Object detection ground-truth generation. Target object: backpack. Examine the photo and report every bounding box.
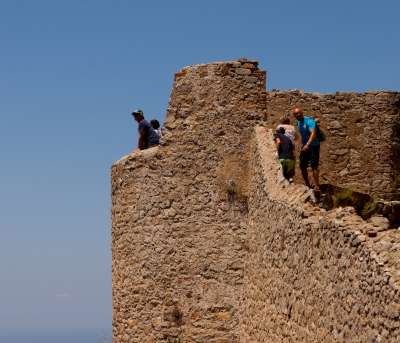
[316,125,326,142]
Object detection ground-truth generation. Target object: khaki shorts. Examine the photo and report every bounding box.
[279,159,295,179]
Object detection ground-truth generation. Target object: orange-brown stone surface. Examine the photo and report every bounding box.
[111,60,400,342]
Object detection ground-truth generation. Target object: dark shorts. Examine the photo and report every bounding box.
[300,145,320,170]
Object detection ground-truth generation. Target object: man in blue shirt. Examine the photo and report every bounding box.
[131,109,160,150]
[292,107,320,192]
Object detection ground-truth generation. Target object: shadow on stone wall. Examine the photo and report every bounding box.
[319,184,400,229]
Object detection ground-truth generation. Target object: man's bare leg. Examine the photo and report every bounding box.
[301,168,311,188]
[312,168,320,191]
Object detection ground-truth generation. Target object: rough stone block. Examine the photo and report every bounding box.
[235,68,252,75]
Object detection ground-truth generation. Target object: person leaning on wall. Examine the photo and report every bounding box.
[131,109,160,151]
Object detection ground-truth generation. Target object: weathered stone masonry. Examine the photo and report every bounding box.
[242,128,400,342]
[266,90,400,200]
[111,60,400,342]
[112,60,266,342]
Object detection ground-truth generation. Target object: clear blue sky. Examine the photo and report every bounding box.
[0,0,399,342]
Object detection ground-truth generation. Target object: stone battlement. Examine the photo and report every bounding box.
[111,59,400,342]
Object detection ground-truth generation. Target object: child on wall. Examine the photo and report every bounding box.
[150,119,163,140]
[274,127,295,181]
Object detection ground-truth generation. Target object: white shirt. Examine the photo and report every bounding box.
[276,124,295,144]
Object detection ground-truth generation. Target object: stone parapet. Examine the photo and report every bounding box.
[241,127,400,342]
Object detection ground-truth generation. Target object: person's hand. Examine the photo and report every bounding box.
[302,144,310,152]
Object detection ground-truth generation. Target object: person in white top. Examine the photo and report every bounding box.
[276,115,296,145]
[150,119,163,139]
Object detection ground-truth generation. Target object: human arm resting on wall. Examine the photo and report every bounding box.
[275,136,281,149]
[274,135,281,158]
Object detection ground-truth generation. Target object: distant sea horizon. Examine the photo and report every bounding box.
[0,329,112,343]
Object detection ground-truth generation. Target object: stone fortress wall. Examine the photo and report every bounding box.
[111,60,267,342]
[242,127,400,342]
[111,59,400,342]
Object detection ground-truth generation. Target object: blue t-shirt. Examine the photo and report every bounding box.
[296,116,320,147]
[138,119,160,147]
